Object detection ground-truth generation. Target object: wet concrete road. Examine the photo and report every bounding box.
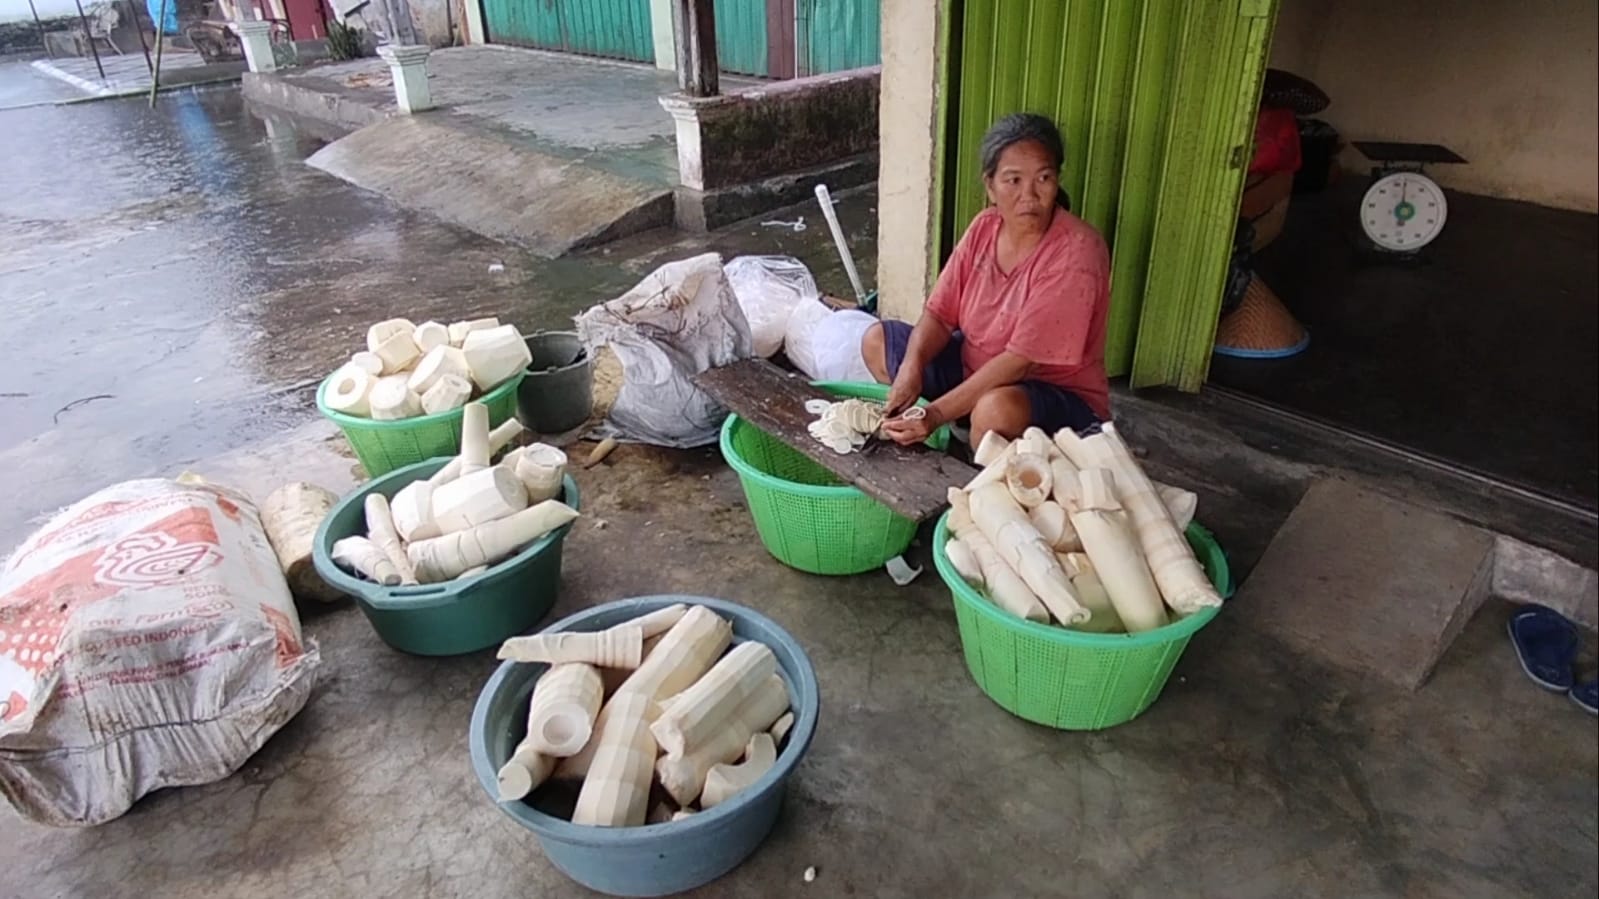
[0,86,876,550]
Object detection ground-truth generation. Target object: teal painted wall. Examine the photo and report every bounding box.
[482,0,655,63]
[802,0,881,73]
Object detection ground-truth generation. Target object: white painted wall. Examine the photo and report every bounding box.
[1,0,81,23]
[875,0,946,323]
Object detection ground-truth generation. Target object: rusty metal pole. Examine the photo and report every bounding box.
[126,0,155,74]
[147,0,170,107]
[72,0,108,82]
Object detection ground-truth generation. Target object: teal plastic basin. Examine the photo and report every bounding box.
[312,457,580,656]
[469,595,820,898]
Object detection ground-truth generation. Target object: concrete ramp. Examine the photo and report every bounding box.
[308,116,673,257]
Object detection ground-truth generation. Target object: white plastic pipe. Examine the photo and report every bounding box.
[815,184,866,303]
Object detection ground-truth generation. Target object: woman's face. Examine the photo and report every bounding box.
[985,139,1059,229]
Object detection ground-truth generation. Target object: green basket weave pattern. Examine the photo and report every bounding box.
[316,371,525,477]
[720,382,948,576]
[932,513,1230,730]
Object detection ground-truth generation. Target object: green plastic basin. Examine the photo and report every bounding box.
[312,457,579,655]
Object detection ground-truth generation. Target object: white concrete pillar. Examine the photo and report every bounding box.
[236,19,278,74]
[658,94,706,190]
[377,44,434,114]
[648,0,676,71]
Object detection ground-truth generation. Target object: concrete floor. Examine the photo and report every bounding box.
[2,83,1595,898]
[1213,180,1599,510]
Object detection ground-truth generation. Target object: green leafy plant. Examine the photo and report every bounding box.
[327,19,363,61]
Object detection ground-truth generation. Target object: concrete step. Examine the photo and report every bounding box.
[307,115,674,258]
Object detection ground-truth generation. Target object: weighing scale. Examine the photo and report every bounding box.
[1352,141,1467,257]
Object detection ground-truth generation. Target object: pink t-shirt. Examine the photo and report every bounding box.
[926,207,1112,420]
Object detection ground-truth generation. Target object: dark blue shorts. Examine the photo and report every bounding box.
[880,320,1103,435]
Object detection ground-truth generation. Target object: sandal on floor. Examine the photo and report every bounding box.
[1571,680,1598,716]
[1506,604,1578,692]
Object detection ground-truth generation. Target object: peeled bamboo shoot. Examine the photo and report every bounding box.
[458,402,491,475]
[656,674,788,805]
[325,365,374,417]
[1027,501,1081,552]
[369,375,421,420]
[1156,483,1198,531]
[363,493,417,585]
[498,626,644,668]
[969,483,1089,625]
[413,320,450,353]
[407,345,471,395]
[430,465,527,535]
[973,432,1011,467]
[371,328,421,375]
[448,317,500,348]
[462,324,532,391]
[331,535,401,585]
[1058,552,1125,634]
[367,318,416,352]
[618,603,688,639]
[513,443,568,503]
[349,351,384,376]
[259,482,341,603]
[389,480,439,542]
[1004,453,1053,508]
[407,499,578,582]
[430,418,526,486]
[496,746,555,801]
[947,489,1047,622]
[420,373,473,416]
[571,692,657,827]
[944,536,984,586]
[770,710,795,745]
[650,641,777,756]
[1064,469,1168,633]
[525,663,604,756]
[700,732,776,809]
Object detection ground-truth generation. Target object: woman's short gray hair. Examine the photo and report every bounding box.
[979,113,1066,179]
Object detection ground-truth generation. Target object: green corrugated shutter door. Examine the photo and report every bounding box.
[717,0,771,77]
[482,0,655,63]
[941,0,1276,391]
[801,0,881,74]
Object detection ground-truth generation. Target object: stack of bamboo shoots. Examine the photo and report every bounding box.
[323,316,533,420]
[329,403,579,585]
[495,604,795,827]
[943,423,1219,635]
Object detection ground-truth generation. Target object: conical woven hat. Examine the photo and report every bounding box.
[1215,275,1309,358]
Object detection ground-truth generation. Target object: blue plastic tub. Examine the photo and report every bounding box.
[469,595,820,898]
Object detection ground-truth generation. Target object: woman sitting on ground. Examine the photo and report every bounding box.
[862,113,1111,447]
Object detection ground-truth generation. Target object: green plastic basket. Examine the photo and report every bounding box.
[720,382,949,576]
[316,370,526,477]
[932,513,1232,730]
[311,456,580,656]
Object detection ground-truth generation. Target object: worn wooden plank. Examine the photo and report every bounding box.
[696,359,977,522]
[674,0,721,97]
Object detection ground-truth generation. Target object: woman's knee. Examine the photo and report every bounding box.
[970,387,1031,443]
[861,323,889,383]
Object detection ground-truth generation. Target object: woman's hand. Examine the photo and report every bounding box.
[884,369,923,419]
[882,406,942,446]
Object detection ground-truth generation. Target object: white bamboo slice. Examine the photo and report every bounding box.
[448,317,501,348]
[349,351,385,376]
[571,692,658,827]
[407,499,578,582]
[1058,552,1126,634]
[368,375,421,420]
[325,364,374,417]
[770,710,795,745]
[1064,468,1168,633]
[1027,501,1081,552]
[371,328,422,375]
[407,345,472,395]
[259,482,341,603]
[947,488,1048,622]
[458,402,492,475]
[496,746,555,801]
[413,320,450,352]
[419,372,473,415]
[701,732,777,810]
[1004,452,1053,508]
[367,317,416,352]
[462,324,533,391]
[364,493,418,585]
[944,536,984,586]
[617,603,688,639]
[1020,427,1054,459]
[964,442,1019,491]
[513,443,568,503]
[969,483,1089,625]
[656,674,788,806]
[430,465,528,535]
[559,607,733,781]
[525,663,604,757]
[497,626,644,668]
[650,641,777,757]
[331,535,401,585]
[1050,456,1082,507]
[429,418,527,486]
[972,431,1011,467]
[389,480,439,542]
[1061,424,1221,614]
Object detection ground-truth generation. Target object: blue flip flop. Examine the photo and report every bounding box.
[1506,604,1578,692]
[1572,680,1598,716]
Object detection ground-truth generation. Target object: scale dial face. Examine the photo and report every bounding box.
[1361,172,1448,251]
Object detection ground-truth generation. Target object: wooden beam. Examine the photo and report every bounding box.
[673,0,719,97]
[695,359,977,522]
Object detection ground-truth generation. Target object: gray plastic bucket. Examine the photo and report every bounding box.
[517,331,593,433]
[469,595,820,897]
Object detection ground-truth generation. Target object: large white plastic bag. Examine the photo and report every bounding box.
[811,309,879,383]
[0,478,320,827]
[782,298,833,379]
[575,252,754,448]
[723,255,821,358]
